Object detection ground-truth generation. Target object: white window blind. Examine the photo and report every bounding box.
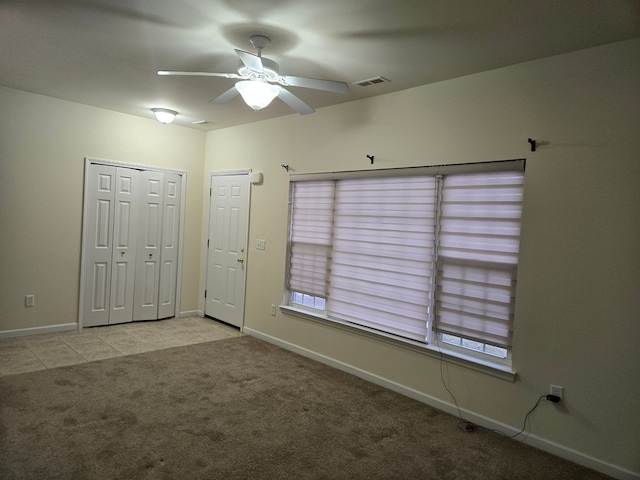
[435,171,524,348]
[288,180,335,297]
[287,161,525,358]
[328,177,437,342]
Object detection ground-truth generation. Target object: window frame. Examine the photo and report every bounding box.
[284,160,525,381]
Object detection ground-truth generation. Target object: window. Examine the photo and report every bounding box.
[286,162,524,366]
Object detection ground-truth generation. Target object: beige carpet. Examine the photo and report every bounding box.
[0,335,611,479]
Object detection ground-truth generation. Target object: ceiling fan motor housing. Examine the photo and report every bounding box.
[238,57,280,81]
[250,34,271,51]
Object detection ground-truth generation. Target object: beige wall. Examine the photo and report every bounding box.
[204,39,640,477]
[0,87,206,331]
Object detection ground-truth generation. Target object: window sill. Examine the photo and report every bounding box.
[280,305,517,382]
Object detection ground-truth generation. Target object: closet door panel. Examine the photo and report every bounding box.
[109,167,139,324]
[158,173,181,319]
[133,170,164,321]
[83,164,116,327]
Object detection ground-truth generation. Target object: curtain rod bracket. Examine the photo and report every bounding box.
[281,164,289,172]
[366,154,374,164]
[528,138,536,152]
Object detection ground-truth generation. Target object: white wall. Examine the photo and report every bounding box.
[204,39,640,478]
[0,87,206,332]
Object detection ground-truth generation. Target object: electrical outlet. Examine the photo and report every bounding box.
[25,295,35,307]
[550,385,563,400]
[271,304,276,316]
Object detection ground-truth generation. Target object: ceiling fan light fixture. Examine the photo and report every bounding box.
[235,81,279,111]
[151,108,178,124]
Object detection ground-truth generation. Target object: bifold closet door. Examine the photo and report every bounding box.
[109,168,140,324]
[133,170,164,321]
[83,165,140,327]
[157,173,181,319]
[83,163,181,327]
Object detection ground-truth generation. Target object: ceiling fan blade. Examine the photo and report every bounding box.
[158,70,243,79]
[276,87,315,115]
[210,86,240,104]
[234,49,264,72]
[279,76,349,94]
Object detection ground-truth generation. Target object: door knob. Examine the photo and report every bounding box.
[237,258,244,263]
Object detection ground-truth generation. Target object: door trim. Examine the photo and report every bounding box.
[204,170,252,329]
[78,157,187,329]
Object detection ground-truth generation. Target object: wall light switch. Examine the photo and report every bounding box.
[256,239,266,250]
[25,295,35,307]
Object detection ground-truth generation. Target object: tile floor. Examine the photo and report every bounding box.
[0,316,242,376]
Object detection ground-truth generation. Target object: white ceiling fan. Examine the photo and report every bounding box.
[158,35,349,115]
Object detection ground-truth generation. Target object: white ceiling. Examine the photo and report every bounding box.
[2,0,639,131]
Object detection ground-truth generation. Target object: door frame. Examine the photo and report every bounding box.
[204,170,252,330]
[78,157,187,329]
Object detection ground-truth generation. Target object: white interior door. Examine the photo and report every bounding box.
[108,167,140,324]
[133,170,164,321]
[205,173,250,328]
[83,164,116,327]
[158,173,181,319]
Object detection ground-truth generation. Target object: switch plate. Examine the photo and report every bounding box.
[256,239,266,250]
[25,295,35,307]
[271,304,276,316]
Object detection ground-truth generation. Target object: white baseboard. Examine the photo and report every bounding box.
[1,314,204,338]
[243,327,639,480]
[0,323,78,339]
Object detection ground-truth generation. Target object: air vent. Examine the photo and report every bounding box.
[192,120,215,126]
[353,76,390,87]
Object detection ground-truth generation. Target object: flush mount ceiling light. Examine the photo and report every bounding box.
[235,80,279,111]
[151,108,178,124]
